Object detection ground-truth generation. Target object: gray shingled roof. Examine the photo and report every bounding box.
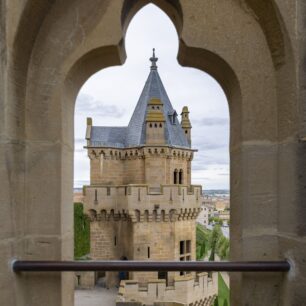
[88,57,190,149]
[90,127,126,148]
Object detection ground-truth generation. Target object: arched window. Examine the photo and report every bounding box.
[149,123,152,127]
[154,123,157,128]
[179,169,183,184]
[174,169,178,184]
[159,123,162,127]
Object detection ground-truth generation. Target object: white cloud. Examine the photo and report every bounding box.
[76,93,126,118]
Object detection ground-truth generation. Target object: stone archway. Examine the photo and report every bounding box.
[2,1,303,306]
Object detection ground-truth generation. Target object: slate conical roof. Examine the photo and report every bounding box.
[89,50,190,149]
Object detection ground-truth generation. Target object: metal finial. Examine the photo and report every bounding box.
[150,48,158,70]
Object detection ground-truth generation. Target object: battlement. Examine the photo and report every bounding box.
[83,184,202,222]
[116,272,218,306]
[87,145,195,186]
[87,146,195,161]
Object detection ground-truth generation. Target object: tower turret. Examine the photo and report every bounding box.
[85,117,92,146]
[181,106,192,145]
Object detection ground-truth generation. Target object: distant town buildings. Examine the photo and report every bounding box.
[73,188,84,203]
[197,191,230,227]
[197,201,214,226]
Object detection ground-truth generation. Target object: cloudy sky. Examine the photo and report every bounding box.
[74,4,229,190]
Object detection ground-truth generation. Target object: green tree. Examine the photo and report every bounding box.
[216,235,230,260]
[196,223,211,259]
[209,216,214,224]
[209,225,222,261]
[196,223,229,261]
[74,203,90,259]
[214,298,219,306]
[209,216,223,226]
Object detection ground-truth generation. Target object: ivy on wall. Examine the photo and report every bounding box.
[74,203,90,259]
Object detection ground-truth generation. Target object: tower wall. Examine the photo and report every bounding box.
[145,155,167,186]
[90,157,102,184]
[90,220,118,260]
[89,217,134,261]
[90,154,125,185]
[130,219,196,285]
[90,218,134,287]
[88,147,193,186]
[124,158,145,184]
[84,184,201,287]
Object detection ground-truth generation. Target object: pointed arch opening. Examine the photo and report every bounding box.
[3,0,297,303]
[73,3,231,304]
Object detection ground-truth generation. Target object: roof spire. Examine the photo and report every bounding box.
[150,48,158,70]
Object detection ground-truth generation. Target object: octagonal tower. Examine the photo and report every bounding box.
[83,50,202,289]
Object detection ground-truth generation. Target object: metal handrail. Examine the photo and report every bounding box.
[12,260,290,272]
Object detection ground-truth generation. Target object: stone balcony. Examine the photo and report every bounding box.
[116,272,218,305]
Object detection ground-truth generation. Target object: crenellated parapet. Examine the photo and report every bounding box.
[83,184,202,222]
[87,146,195,161]
[87,146,196,186]
[86,207,201,223]
[116,272,218,306]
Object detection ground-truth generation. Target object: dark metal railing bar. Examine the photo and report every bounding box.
[12,260,290,272]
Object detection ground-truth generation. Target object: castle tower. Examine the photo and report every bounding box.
[83,49,202,290]
[181,106,192,146]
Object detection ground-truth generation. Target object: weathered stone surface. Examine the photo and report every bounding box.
[1,0,305,305]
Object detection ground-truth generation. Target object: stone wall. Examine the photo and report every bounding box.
[88,147,193,185]
[124,158,145,184]
[74,272,95,289]
[117,272,218,306]
[83,184,202,217]
[90,218,134,287]
[146,122,166,145]
[88,215,198,287]
[130,219,196,284]
[145,155,168,186]
[1,1,305,306]
[90,154,125,185]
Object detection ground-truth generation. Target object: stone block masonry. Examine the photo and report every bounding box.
[117,272,218,306]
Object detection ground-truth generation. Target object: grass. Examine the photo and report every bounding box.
[217,272,230,306]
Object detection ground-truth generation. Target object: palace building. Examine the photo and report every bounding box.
[82,51,217,305]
